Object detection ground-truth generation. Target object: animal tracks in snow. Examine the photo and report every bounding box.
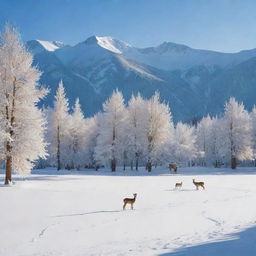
[31,223,59,243]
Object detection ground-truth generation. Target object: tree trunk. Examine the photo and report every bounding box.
[111,159,116,172]
[123,161,126,171]
[130,161,133,170]
[4,78,17,184]
[231,156,237,169]
[135,152,139,171]
[57,125,61,171]
[135,159,139,171]
[5,155,12,185]
[147,160,152,172]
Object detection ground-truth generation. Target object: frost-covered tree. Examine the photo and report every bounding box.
[94,90,126,171]
[67,98,86,170]
[145,92,174,171]
[208,117,225,167]
[0,25,48,184]
[196,115,213,166]
[126,94,147,170]
[173,122,197,164]
[222,98,252,169]
[250,106,256,166]
[48,81,70,170]
[83,115,99,168]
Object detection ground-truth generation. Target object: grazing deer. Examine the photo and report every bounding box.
[169,163,178,173]
[123,193,137,210]
[175,182,182,189]
[193,179,205,190]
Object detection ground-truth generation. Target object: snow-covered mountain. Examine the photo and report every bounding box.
[26,36,256,122]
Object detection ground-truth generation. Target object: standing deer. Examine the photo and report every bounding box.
[169,163,178,173]
[193,179,205,190]
[175,182,183,189]
[123,193,137,210]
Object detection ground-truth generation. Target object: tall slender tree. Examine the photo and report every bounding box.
[68,98,86,170]
[0,24,48,184]
[126,94,147,170]
[196,115,214,166]
[48,81,70,170]
[209,117,225,167]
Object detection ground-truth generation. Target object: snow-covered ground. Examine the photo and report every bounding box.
[1,167,256,256]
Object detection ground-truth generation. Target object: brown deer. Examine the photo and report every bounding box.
[169,163,178,173]
[123,193,137,210]
[175,182,183,189]
[193,179,205,190]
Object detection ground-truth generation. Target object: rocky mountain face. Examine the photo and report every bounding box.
[26,36,256,122]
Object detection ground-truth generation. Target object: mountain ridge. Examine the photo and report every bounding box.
[26,36,256,122]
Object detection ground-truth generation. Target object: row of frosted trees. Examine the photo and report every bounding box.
[45,82,197,172]
[197,98,254,169]
[45,81,255,172]
[0,25,255,184]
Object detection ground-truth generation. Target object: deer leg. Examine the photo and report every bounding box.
[131,203,133,210]
[123,203,126,210]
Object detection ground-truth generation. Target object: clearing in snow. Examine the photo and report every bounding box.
[1,167,256,256]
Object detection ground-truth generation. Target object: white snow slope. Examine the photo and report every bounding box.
[1,167,256,256]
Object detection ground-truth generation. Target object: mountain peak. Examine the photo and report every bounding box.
[83,35,131,54]
[26,40,66,54]
[83,35,98,45]
[36,40,65,51]
[156,41,191,54]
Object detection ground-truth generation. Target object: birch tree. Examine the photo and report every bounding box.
[0,24,48,184]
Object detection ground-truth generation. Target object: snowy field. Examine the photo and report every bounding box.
[1,167,256,256]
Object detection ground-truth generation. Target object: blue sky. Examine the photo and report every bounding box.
[0,0,255,52]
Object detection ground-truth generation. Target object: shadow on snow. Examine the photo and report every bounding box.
[160,226,256,256]
[53,210,121,217]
